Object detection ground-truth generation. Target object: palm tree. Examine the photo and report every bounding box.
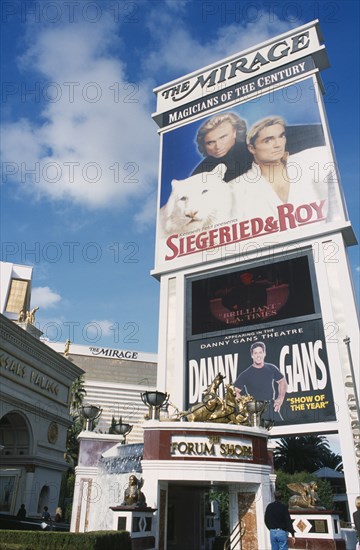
[60,376,87,520]
[65,376,86,467]
[65,416,84,468]
[273,435,332,473]
[69,375,86,416]
[321,451,343,472]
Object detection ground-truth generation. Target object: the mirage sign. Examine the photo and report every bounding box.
[154,23,325,118]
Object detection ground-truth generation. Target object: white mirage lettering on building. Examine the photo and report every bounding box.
[89,347,138,360]
[161,31,312,103]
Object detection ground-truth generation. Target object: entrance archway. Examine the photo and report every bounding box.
[166,484,226,550]
[37,485,50,513]
[0,412,31,457]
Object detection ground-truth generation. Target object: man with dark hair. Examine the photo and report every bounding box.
[234,341,287,421]
[41,506,51,521]
[237,115,335,222]
[192,112,252,182]
[265,490,295,549]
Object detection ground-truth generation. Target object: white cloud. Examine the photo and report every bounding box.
[31,286,61,308]
[2,17,158,211]
[143,14,295,76]
[1,6,299,224]
[164,0,190,13]
[133,190,157,230]
[87,319,115,339]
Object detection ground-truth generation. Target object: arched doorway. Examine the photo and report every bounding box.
[0,412,31,513]
[166,484,226,550]
[37,485,50,513]
[0,412,31,457]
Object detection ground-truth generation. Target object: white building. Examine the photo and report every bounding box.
[46,342,158,441]
[0,262,83,517]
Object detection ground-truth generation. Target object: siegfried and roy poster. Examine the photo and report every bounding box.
[153,22,348,272]
[186,253,336,428]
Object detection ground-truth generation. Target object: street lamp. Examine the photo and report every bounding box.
[141,390,170,420]
[81,403,102,431]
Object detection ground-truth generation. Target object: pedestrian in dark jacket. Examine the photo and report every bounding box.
[265,490,295,549]
[16,504,26,519]
[41,506,51,521]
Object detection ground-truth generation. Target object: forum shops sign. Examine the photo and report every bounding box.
[170,434,253,461]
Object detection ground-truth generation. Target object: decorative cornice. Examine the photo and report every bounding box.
[0,313,83,380]
[0,392,72,423]
[0,455,68,472]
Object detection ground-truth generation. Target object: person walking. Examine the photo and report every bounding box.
[265,490,295,549]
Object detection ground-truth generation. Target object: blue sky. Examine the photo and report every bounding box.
[1,0,359,354]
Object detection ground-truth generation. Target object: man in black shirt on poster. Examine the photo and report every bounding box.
[192,112,252,182]
[234,341,287,422]
[265,490,295,549]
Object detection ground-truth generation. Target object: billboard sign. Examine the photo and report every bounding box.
[190,255,316,336]
[153,22,348,273]
[154,22,326,119]
[186,319,336,428]
[185,253,336,429]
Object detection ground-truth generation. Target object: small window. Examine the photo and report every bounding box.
[5,279,29,314]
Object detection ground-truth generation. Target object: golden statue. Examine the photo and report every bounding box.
[25,307,39,325]
[287,481,322,509]
[177,373,224,422]
[64,339,71,357]
[175,374,254,426]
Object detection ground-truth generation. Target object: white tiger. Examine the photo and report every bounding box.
[159,164,235,236]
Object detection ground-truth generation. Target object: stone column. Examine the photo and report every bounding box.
[228,484,241,550]
[238,490,257,550]
[24,465,35,516]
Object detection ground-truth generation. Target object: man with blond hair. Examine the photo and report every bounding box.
[192,112,252,182]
